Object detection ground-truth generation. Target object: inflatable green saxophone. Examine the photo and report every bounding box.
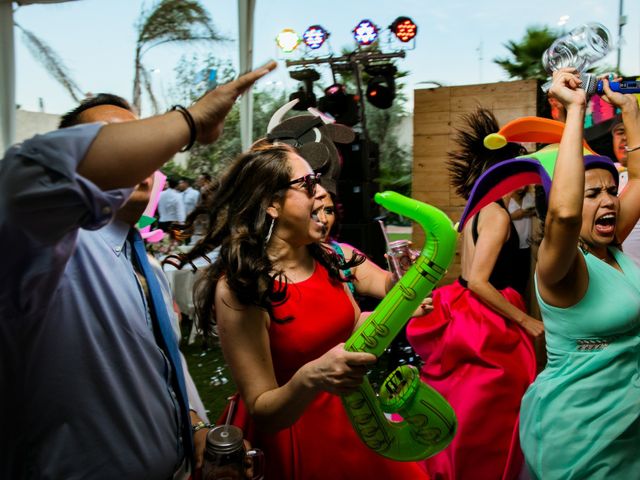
[341,191,458,461]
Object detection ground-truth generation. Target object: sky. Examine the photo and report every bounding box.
[11,0,640,116]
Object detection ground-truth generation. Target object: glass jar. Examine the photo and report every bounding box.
[202,425,264,480]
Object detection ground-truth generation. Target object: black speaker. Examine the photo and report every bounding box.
[337,180,379,223]
[337,134,380,183]
[337,222,386,269]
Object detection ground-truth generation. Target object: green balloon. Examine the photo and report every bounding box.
[341,191,458,461]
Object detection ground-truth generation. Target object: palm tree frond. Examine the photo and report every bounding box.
[16,23,83,102]
[137,0,225,48]
[141,67,160,114]
[132,0,226,113]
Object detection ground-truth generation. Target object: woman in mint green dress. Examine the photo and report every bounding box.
[519,69,640,478]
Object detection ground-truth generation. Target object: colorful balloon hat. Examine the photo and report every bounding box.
[459,117,618,232]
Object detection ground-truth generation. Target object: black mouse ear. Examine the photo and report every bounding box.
[298,143,331,172]
[321,123,355,144]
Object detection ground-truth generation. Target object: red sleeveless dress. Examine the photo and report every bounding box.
[235,262,430,479]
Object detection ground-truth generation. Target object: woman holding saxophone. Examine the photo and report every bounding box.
[185,142,429,478]
[406,108,543,480]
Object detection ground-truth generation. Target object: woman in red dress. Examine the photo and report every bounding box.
[185,143,429,479]
[407,109,543,480]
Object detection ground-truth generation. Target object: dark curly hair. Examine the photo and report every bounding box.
[448,108,527,200]
[178,143,363,336]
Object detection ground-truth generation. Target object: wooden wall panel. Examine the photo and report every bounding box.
[411,79,539,284]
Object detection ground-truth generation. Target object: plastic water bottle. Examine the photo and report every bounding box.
[542,23,611,74]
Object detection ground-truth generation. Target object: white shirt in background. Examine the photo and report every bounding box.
[508,192,535,249]
[158,188,186,223]
[182,187,200,216]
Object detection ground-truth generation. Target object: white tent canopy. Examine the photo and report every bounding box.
[1,0,256,153]
[1,0,80,152]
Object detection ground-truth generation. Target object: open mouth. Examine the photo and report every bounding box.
[595,212,616,235]
[311,206,327,235]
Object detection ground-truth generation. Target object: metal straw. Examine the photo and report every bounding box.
[224,395,236,433]
[377,218,392,249]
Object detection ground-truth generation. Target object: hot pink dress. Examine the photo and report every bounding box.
[406,210,536,480]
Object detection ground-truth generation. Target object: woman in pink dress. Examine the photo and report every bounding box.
[407,108,543,480]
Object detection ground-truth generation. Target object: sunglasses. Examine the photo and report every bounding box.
[285,173,321,196]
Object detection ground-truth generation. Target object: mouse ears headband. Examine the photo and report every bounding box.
[265,99,355,195]
[458,116,618,232]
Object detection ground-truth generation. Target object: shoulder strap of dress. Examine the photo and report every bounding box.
[329,241,356,294]
[473,200,511,245]
[471,212,479,244]
[330,240,345,258]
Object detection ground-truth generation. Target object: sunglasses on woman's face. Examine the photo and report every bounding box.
[285,173,321,196]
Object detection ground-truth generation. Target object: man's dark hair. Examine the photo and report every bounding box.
[200,173,212,182]
[167,177,180,189]
[59,93,133,129]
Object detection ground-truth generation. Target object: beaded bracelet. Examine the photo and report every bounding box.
[192,421,214,433]
[170,105,197,152]
[624,144,640,153]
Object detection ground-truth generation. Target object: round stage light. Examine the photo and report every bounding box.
[276,28,301,53]
[303,25,329,50]
[390,16,417,43]
[353,19,379,46]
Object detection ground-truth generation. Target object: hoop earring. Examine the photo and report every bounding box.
[265,216,275,245]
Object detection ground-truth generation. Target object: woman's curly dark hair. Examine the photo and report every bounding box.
[448,108,527,200]
[177,143,363,336]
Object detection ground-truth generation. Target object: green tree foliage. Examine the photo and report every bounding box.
[169,53,287,177]
[494,26,558,80]
[132,0,225,114]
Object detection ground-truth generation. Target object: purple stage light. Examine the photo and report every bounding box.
[353,19,378,46]
[303,25,329,50]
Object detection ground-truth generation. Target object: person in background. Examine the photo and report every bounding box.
[520,69,640,479]
[0,62,276,480]
[179,177,201,216]
[610,114,640,266]
[195,173,214,206]
[158,176,187,231]
[506,184,537,294]
[319,188,430,314]
[195,173,212,191]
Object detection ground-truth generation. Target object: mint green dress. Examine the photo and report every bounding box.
[520,248,640,479]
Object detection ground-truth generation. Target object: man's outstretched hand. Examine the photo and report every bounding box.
[190,60,278,145]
